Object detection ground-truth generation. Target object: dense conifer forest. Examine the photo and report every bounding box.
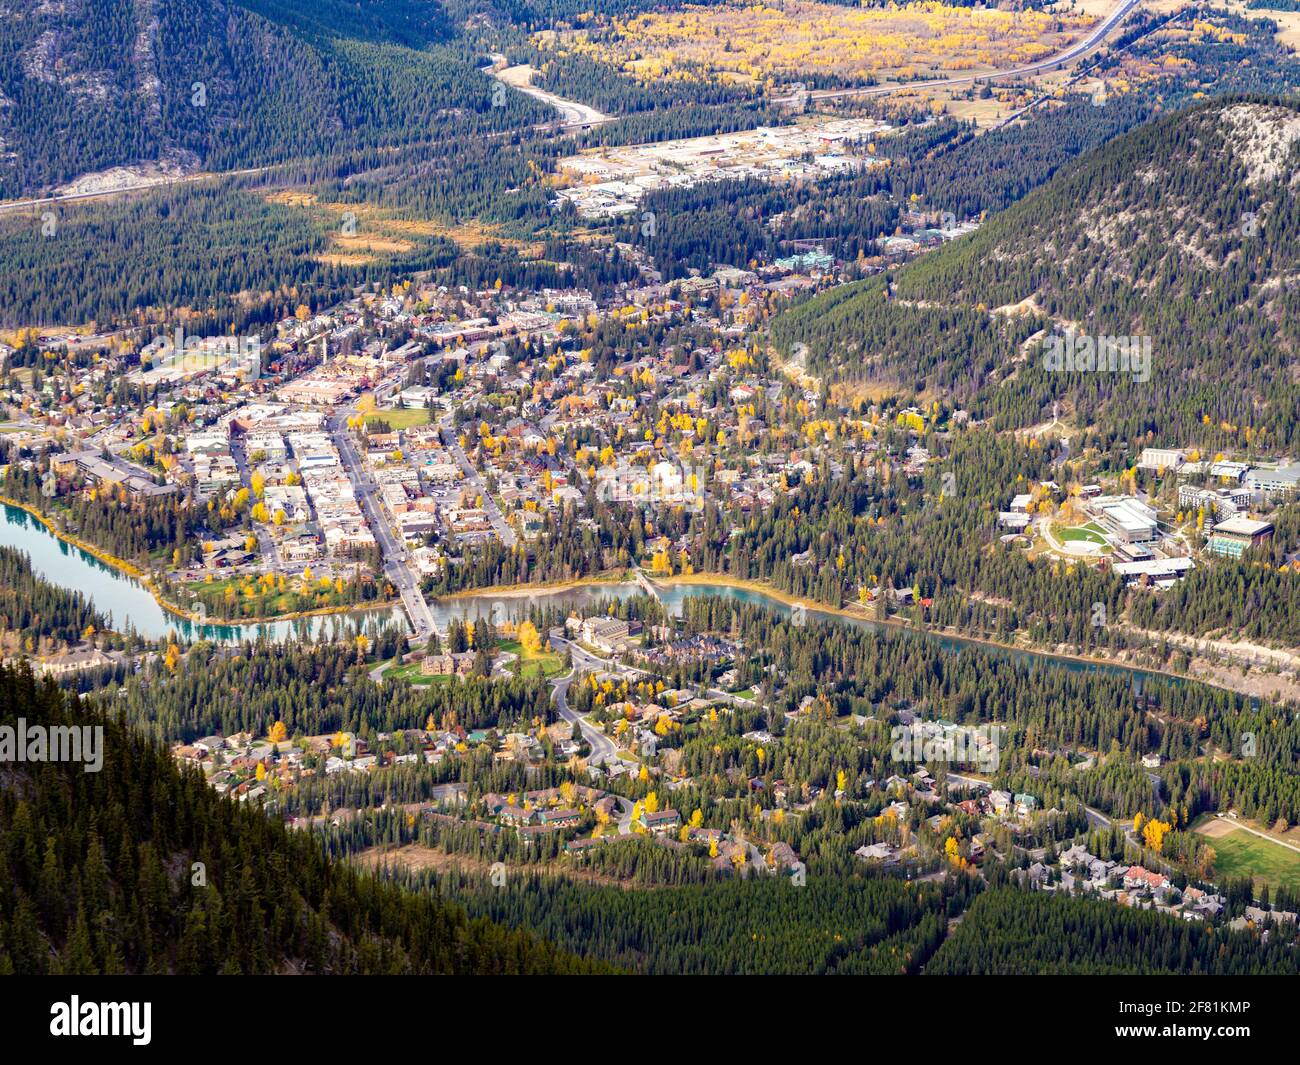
[771,95,1300,451]
[0,665,606,974]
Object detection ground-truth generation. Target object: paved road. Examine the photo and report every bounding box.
[330,407,437,638]
[556,633,651,680]
[437,413,518,548]
[946,771,1113,830]
[550,666,619,766]
[548,655,636,833]
[494,65,614,129]
[781,0,1142,104]
[0,166,270,215]
[230,433,283,573]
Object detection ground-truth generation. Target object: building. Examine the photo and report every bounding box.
[50,449,178,501]
[1206,517,1273,559]
[1137,447,1185,472]
[581,617,631,652]
[1245,463,1300,500]
[1209,460,1250,483]
[36,646,118,676]
[854,842,902,867]
[1094,496,1158,544]
[420,652,477,677]
[1111,556,1195,586]
[538,808,581,828]
[1177,484,1251,521]
[640,808,681,835]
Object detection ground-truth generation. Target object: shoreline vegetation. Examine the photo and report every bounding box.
[641,572,1292,702]
[1,495,397,631]
[2,495,1293,701]
[436,571,631,600]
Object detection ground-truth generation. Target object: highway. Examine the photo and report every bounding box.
[0,166,270,215]
[492,64,615,131]
[329,406,437,639]
[783,0,1143,104]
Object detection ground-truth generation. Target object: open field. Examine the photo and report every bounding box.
[1195,816,1300,893]
[264,190,545,265]
[354,843,636,888]
[366,409,430,430]
[538,1,1097,86]
[501,638,567,679]
[1231,1,1300,49]
[385,661,455,686]
[1054,522,1108,545]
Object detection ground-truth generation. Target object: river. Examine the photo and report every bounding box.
[0,502,402,643]
[0,501,1167,689]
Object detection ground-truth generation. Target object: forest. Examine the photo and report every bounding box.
[101,630,552,744]
[772,94,1300,452]
[0,664,605,975]
[0,547,108,652]
[927,887,1299,974]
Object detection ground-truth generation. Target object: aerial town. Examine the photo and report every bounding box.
[2,0,1300,1002]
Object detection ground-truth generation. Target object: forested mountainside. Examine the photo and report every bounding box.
[0,0,539,197]
[771,95,1300,453]
[232,1,452,46]
[0,547,107,652]
[430,875,1298,975]
[0,665,605,974]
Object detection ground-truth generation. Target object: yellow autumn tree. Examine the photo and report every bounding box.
[517,619,542,655]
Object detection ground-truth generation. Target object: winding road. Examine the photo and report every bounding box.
[548,637,637,833]
[780,0,1144,104]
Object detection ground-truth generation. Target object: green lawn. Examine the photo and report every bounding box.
[1194,819,1300,893]
[366,408,430,430]
[500,638,566,679]
[386,661,454,686]
[1054,522,1108,546]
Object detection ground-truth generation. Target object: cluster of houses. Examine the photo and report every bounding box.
[170,718,588,803]
[1020,843,1286,927]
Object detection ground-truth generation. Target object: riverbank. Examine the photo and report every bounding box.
[645,571,1286,701]
[1,494,149,579]
[436,571,632,601]
[0,495,399,632]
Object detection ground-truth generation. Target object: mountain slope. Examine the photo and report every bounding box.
[232,1,452,46]
[0,0,538,197]
[772,95,1300,452]
[0,665,605,974]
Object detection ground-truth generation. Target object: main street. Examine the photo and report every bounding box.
[329,404,437,639]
